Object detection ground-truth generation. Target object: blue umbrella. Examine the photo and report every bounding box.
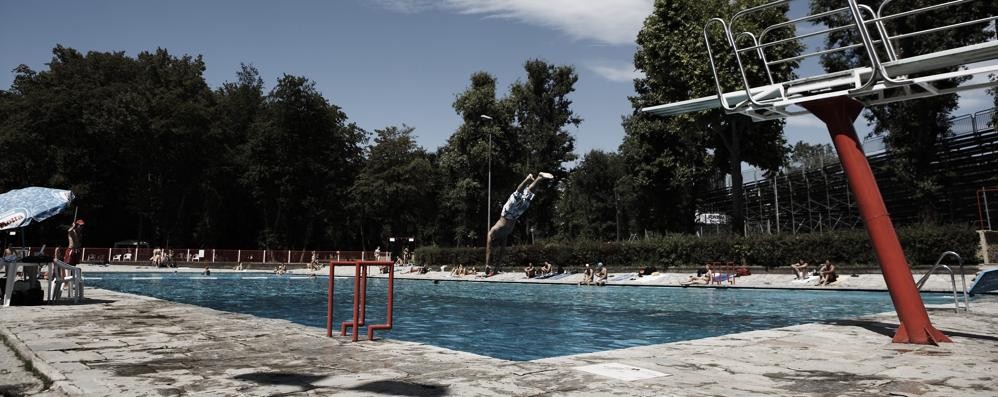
[0,187,75,231]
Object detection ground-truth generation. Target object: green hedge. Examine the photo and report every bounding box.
[414,224,980,269]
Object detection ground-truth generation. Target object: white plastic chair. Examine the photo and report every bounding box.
[112,254,121,261]
[122,252,132,261]
[48,259,83,303]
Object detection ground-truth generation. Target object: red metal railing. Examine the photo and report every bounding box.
[18,247,393,265]
[326,260,395,342]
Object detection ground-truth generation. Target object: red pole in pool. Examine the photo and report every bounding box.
[801,96,950,345]
[326,261,334,337]
[359,264,368,327]
[367,260,395,340]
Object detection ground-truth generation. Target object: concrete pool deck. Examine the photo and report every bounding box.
[1,282,996,396]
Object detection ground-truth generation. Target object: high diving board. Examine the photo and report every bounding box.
[642,41,998,120]
[642,0,998,121]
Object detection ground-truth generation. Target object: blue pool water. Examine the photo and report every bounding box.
[85,273,953,361]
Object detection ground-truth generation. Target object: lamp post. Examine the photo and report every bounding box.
[480,114,493,244]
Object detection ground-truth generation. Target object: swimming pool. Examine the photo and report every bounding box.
[85,273,954,361]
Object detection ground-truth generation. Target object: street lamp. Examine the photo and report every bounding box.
[480,114,493,244]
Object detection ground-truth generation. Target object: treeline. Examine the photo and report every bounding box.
[2,1,995,251]
[0,46,588,249]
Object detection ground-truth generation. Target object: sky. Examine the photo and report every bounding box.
[1,0,994,160]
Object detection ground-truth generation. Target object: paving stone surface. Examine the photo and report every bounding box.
[0,329,65,396]
[0,287,995,396]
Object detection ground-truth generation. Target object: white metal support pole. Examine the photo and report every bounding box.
[773,175,780,233]
[481,114,494,246]
[487,131,492,243]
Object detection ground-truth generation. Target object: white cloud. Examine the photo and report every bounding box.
[784,114,825,128]
[587,62,644,82]
[370,0,436,14]
[373,0,654,45]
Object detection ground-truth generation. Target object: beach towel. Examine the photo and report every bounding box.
[712,274,732,283]
[608,273,636,282]
[546,273,572,280]
[791,275,819,284]
[636,274,668,283]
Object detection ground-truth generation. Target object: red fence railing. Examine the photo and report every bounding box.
[16,247,396,264]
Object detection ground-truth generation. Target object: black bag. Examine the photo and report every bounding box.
[7,279,44,306]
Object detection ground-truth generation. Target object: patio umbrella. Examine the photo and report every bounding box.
[0,187,75,231]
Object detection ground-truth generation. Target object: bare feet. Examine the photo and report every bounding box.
[538,172,554,179]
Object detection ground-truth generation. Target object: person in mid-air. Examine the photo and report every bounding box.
[485,172,553,274]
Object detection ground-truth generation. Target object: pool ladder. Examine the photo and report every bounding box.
[915,251,969,312]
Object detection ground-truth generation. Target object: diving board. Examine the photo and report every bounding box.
[642,1,998,121]
[640,0,997,345]
[643,41,998,120]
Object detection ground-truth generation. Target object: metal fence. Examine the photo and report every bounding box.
[737,108,995,185]
[703,107,998,235]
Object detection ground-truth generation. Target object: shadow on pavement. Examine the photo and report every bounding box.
[233,372,449,396]
[48,297,117,306]
[234,372,324,392]
[350,380,448,397]
[821,319,998,342]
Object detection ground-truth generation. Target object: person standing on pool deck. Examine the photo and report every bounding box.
[64,219,83,264]
[485,172,554,275]
[61,219,84,277]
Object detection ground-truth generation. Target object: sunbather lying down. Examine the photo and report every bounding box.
[680,274,711,286]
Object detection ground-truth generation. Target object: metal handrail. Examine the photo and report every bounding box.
[915,251,969,311]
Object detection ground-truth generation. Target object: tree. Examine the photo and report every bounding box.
[201,64,266,246]
[349,125,438,248]
[811,0,998,221]
[788,142,837,172]
[628,0,800,234]
[557,150,626,240]
[0,46,215,246]
[438,60,582,247]
[240,75,367,249]
[437,72,509,246]
[505,59,581,241]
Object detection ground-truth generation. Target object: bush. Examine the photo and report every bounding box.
[414,224,981,270]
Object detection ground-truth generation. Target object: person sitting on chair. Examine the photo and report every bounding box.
[485,172,553,274]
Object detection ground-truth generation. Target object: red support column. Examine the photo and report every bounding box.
[801,96,950,345]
